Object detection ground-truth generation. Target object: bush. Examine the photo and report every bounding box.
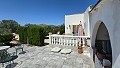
[0,34,13,43]
[17,26,46,46]
[28,26,45,46]
[59,24,65,34]
[17,26,28,43]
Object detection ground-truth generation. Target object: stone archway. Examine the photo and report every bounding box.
[93,22,112,67]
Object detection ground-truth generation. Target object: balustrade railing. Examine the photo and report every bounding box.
[49,34,90,47]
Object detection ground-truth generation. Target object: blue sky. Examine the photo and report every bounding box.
[0,0,98,26]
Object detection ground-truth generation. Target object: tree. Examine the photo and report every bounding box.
[0,20,20,34]
[24,23,37,27]
[59,24,65,34]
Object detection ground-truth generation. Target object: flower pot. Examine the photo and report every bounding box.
[78,47,83,54]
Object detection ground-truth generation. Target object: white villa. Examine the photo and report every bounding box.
[50,0,120,68]
[65,5,92,36]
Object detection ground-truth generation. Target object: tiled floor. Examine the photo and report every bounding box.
[0,45,94,68]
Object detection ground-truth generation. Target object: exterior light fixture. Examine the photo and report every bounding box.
[69,25,71,29]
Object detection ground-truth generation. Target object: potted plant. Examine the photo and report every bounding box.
[78,42,83,54]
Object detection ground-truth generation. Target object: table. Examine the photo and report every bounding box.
[10,40,20,45]
[10,41,21,47]
[0,46,10,51]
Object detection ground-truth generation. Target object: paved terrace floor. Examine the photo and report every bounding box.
[0,45,94,68]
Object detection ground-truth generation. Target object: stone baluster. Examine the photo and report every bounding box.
[66,37,69,46]
[62,37,64,45]
[50,36,53,44]
[58,37,60,45]
[69,37,71,46]
[56,37,58,45]
[54,37,56,44]
[55,37,57,45]
[73,38,75,46]
[64,37,66,46]
[67,37,70,46]
[59,37,61,45]
[63,37,64,45]
[75,38,78,46]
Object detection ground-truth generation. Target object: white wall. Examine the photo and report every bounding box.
[84,6,91,36]
[90,0,120,67]
[65,14,84,34]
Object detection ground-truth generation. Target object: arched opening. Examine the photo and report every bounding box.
[95,22,112,67]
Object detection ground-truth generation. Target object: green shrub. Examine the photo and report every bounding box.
[0,34,13,43]
[17,26,45,46]
[28,26,45,46]
[17,26,28,43]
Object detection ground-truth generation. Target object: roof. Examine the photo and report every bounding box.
[89,0,102,13]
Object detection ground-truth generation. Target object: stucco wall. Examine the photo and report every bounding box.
[65,14,84,34]
[90,0,120,67]
[84,6,91,36]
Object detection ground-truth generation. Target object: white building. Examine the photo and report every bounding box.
[65,13,84,35]
[65,6,92,36]
[90,0,120,68]
[52,0,120,67]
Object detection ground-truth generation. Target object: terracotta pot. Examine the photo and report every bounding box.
[78,47,83,54]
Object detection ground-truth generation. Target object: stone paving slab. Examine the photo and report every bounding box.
[0,45,95,68]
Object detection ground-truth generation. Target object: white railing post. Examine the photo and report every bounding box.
[51,36,53,45]
[56,37,58,45]
[53,37,55,45]
[75,38,78,46]
[67,37,70,46]
[69,37,72,46]
[64,37,66,46]
[59,37,61,45]
[49,35,51,45]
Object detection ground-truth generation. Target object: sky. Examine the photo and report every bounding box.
[0,0,98,26]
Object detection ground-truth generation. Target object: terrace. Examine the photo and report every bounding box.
[0,38,94,68]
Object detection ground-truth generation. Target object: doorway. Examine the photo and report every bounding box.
[95,22,112,67]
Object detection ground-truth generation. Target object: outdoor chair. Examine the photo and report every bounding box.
[14,43,24,55]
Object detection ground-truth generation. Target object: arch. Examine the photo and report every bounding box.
[91,21,112,67]
[91,20,102,47]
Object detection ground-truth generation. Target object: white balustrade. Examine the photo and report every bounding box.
[49,34,90,47]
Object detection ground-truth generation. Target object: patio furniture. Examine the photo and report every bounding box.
[3,41,13,48]
[10,41,24,55]
[14,44,23,55]
[0,46,18,68]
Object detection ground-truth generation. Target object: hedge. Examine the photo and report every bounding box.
[17,26,28,43]
[28,26,45,46]
[17,26,45,46]
[0,34,13,43]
